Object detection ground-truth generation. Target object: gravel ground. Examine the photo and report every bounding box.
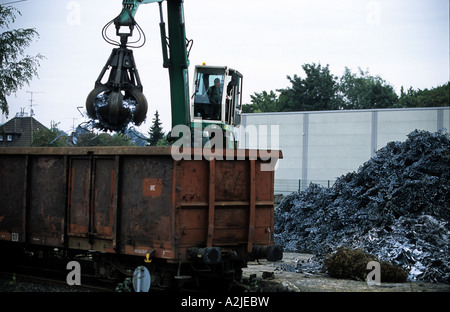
[2,253,448,293]
[0,275,90,292]
[242,253,450,292]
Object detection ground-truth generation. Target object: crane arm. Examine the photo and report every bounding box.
[117,0,161,26]
[86,0,191,132]
[118,0,190,129]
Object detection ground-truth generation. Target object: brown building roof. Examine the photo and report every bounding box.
[0,116,48,147]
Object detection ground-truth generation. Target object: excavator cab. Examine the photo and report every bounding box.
[191,65,243,148]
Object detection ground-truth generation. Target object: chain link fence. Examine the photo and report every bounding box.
[274,179,336,203]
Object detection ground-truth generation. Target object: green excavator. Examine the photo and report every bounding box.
[85,0,243,148]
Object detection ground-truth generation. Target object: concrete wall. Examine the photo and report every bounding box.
[239,107,449,194]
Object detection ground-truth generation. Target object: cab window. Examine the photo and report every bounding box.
[194,72,224,120]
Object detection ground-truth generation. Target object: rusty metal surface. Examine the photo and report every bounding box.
[0,146,283,158]
[28,156,66,246]
[175,153,278,259]
[0,147,282,262]
[119,155,174,257]
[67,156,118,251]
[0,155,27,242]
[0,146,173,156]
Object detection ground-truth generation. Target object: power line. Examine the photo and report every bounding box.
[0,0,28,6]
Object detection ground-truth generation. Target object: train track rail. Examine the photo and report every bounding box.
[0,263,246,292]
[0,264,115,292]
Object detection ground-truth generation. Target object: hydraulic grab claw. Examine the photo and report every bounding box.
[86,1,150,132]
[86,46,148,132]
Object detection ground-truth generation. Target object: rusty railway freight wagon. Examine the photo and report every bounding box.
[0,146,283,288]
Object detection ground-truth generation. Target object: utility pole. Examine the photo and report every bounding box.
[26,91,44,116]
[26,90,44,145]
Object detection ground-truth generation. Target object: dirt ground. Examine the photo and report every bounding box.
[242,252,450,292]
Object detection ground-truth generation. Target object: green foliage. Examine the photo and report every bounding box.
[324,247,372,281]
[0,5,44,117]
[278,63,341,112]
[241,62,448,113]
[242,90,280,113]
[31,122,67,147]
[156,136,169,146]
[99,133,136,146]
[339,67,398,109]
[324,246,408,283]
[398,82,449,108]
[115,277,133,292]
[8,273,18,292]
[32,120,137,147]
[147,110,165,146]
[74,132,136,146]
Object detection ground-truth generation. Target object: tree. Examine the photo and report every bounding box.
[277,63,342,112]
[147,110,165,146]
[338,67,398,109]
[0,6,44,117]
[100,133,136,146]
[32,122,67,147]
[156,136,169,146]
[74,132,135,146]
[398,82,449,108]
[240,63,447,114]
[242,90,279,113]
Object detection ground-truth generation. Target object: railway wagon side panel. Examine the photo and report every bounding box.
[67,156,118,251]
[0,155,67,247]
[174,159,208,247]
[28,156,66,247]
[0,156,27,243]
[175,156,277,260]
[0,147,281,265]
[253,159,276,247]
[119,155,175,259]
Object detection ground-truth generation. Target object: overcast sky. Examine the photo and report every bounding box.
[2,0,449,135]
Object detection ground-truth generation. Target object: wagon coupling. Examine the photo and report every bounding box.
[187,247,222,265]
[252,245,284,262]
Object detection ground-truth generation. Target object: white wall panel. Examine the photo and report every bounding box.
[241,107,449,194]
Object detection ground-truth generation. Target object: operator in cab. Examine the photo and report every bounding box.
[207,78,222,104]
[205,78,222,119]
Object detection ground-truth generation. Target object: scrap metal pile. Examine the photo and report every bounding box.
[275,130,450,283]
